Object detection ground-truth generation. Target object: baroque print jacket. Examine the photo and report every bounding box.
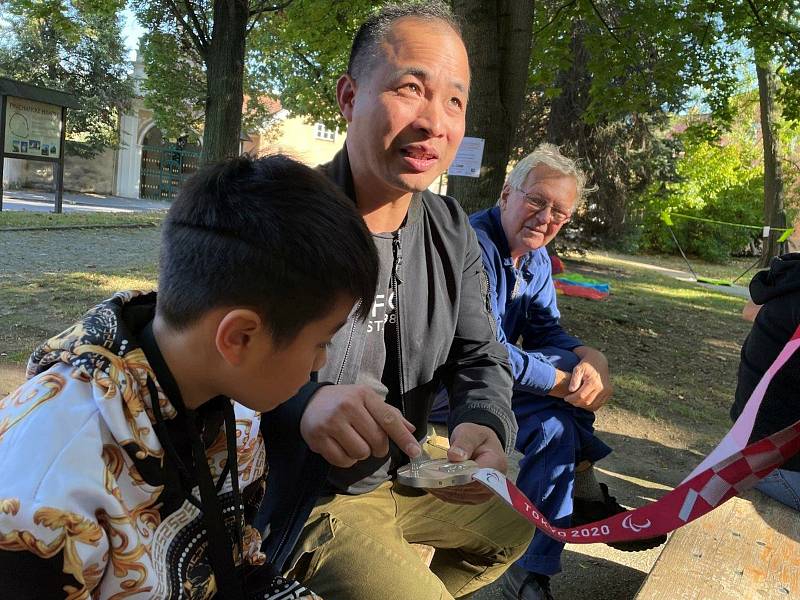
[0,291,319,599]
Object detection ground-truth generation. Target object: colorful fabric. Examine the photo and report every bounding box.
[0,291,319,599]
[549,255,565,275]
[553,273,610,301]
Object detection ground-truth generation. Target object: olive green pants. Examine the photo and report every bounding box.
[285,478,534,600]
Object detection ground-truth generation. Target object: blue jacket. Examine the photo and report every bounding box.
[471,207,583,395]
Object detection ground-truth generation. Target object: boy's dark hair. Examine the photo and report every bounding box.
[347,1,462,80]
[158,154,378,346]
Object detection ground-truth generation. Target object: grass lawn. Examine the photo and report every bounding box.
[0,269,158,365]
[0,210,165,230]
[558,250,752,450]
[1,233,754,451]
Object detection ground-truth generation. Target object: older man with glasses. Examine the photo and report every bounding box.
[449,144,666,599]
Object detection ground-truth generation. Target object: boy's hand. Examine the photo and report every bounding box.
[425,423,506,505]
[300,384,421,468]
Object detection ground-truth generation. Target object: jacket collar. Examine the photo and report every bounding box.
[486,206,514,266]
[323,144,424,227]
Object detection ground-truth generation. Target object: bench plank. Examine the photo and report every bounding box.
[636,491,800,600]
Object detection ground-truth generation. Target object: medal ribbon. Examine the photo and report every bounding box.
[471,325,800,543]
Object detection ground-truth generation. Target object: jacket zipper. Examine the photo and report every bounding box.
[392,231,407,416]
[334,300,360,385]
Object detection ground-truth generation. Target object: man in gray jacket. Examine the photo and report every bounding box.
[257,3,534,599]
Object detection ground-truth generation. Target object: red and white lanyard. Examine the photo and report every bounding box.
[472,326,800,543]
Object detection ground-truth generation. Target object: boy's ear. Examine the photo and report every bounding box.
[337,74,357,122]
[215,309,266,366]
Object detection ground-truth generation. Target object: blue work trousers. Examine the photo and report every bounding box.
[513,347,612,576]
[756,468,800,511]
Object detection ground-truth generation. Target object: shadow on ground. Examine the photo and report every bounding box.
[552,550,647,600]
[595,429,705,497]
[474,425,719,600]
[474,550,647,600]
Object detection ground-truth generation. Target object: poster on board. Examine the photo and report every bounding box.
[4,96,61,159]
[447,136,485,177]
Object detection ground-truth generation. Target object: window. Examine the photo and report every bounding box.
[314,123,336,142]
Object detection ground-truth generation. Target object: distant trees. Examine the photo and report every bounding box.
[511,0,800,261]
[0,0,132,158]
[132,0,293,162]
[6,0,798,263]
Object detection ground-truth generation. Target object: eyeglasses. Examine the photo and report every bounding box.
[514,188,572,225]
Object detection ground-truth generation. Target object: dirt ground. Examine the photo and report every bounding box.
[0,225,753,599]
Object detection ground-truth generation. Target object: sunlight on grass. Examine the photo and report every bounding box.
[0,211,165,230]
[0,269,158,368]
[66,271,158,293]
[583,250,758,282]
[621,282,744,318]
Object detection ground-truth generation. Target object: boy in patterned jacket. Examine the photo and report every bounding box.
[0,155,381,599]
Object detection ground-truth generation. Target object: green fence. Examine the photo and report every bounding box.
[140,144,201,200]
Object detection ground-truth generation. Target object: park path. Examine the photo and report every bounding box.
[1,226,161,276]
[598,251,752,299]
[1,188,169,213]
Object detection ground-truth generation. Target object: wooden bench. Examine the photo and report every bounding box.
[636,490,800,600]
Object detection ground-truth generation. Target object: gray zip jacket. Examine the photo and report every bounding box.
[257,147,515,565]
[321,147,514,450]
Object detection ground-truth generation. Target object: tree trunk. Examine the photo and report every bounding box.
[546,22,589,147]
[546,22,631,240]
[755,59,786,267]
[449,0,534,213]
[203,0,249,163]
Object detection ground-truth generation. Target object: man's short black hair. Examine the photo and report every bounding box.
[157,154,378,346]
[347,1,462,80]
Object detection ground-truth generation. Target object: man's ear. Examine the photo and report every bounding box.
[499,184,512,210]
[336,74,357,122]
[215,309,265,367]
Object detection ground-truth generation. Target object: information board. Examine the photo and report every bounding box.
[3,96,62,159]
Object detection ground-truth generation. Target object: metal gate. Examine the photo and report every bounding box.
[140,144,201,200]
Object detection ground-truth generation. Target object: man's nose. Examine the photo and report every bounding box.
[533,204,553,224]
[414,98,446,138]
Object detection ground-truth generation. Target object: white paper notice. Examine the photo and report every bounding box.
[448,137,485,177]
[762,226,771,238]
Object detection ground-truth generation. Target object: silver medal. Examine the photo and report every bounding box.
[396,458,480,488]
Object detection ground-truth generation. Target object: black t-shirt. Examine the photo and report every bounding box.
[327,232,405,493]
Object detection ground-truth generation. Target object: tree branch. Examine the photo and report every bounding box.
[746,0,800,42]
[699,21,711,47]
[746,0,766,28]
[291,44,323,81]
[249,0,293,19]
[586,0,623,46]
[533,0,577,36]
[182,0,209,48]
[162,0,208,57]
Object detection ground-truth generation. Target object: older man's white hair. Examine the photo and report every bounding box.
[504,143,593,207]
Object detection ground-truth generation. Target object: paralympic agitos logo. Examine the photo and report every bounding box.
[622,514,652,533]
